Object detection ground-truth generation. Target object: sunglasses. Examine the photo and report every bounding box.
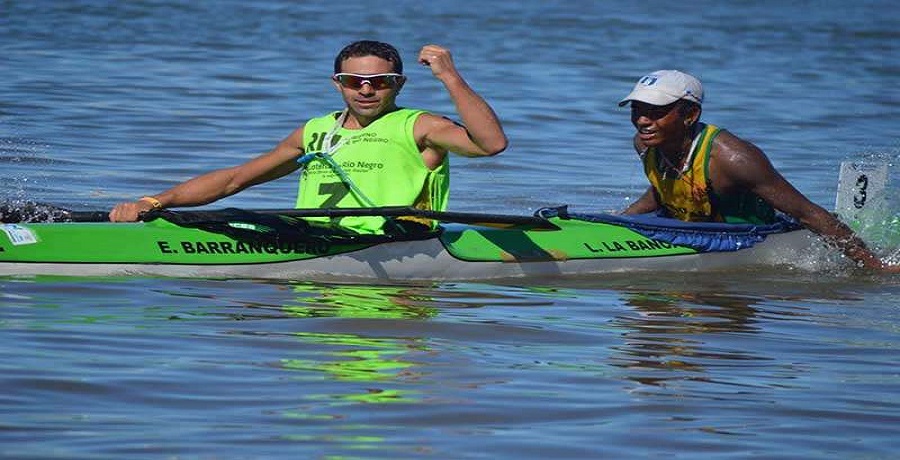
[630,101,683,120]
[333,73,404,90]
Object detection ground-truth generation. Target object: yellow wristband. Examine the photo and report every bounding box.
[139,196,163,209]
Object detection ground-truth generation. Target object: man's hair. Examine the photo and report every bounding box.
[333,40,403,74]
[678,100,701,116]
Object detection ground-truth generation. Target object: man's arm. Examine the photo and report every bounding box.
[623,187,660,215]
[109,126,305,222]
[415,44,508,157]
[714,133,896,271]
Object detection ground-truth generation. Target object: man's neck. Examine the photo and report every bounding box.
[344,105,399,129]
[659,123,701,161]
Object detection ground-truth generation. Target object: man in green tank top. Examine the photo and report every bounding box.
[110,40,507,234]
[618,70,898,272]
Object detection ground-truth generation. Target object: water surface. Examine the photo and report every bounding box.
[2,2,899,458]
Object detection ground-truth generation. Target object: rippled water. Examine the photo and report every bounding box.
[2,1,899,458]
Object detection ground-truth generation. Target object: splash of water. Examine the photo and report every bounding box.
[0,199,72,223]
[839,151,900,259]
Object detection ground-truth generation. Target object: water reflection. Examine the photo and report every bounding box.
[599,272,869,401]
[270,281,548,455]
[283,283,439,320]
[280,330,425,405]
[273,284,439,408]
[608,288,771,390]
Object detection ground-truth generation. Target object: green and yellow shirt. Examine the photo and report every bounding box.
[642,123,775,224]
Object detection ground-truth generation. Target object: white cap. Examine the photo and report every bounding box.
[618,70,703,107]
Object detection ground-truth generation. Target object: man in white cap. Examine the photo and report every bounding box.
[618,69,898,272]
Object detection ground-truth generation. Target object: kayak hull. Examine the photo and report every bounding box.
[0,215,820,281]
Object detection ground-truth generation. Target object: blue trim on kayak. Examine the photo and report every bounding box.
[538,207,803,252]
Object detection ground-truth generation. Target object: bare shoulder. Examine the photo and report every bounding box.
[713,128,762,155]
[413,111,463,143]
[414,111,457,131]
[712,129,772,168]
[283,123,306,146]
[710,129,779,189]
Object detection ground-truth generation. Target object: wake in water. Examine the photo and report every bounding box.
[1,127,56,214]
[0,200,75,223]
[857,213,900,264]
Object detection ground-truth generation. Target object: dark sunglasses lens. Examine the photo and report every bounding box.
[632,102,679,120]
[370,76,397,90]
[336,75,400,90]
[337,75,365,89]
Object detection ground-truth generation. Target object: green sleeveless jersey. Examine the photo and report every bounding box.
[643,123,775,224]
[296,108,449,234]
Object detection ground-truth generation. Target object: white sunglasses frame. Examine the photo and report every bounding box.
[332,73,405,89]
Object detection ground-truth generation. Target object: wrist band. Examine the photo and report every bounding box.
[139,196,163,209]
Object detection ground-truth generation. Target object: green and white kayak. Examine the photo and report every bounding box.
[0,205,818,281]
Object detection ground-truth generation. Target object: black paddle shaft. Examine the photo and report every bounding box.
[2,202,558,230]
